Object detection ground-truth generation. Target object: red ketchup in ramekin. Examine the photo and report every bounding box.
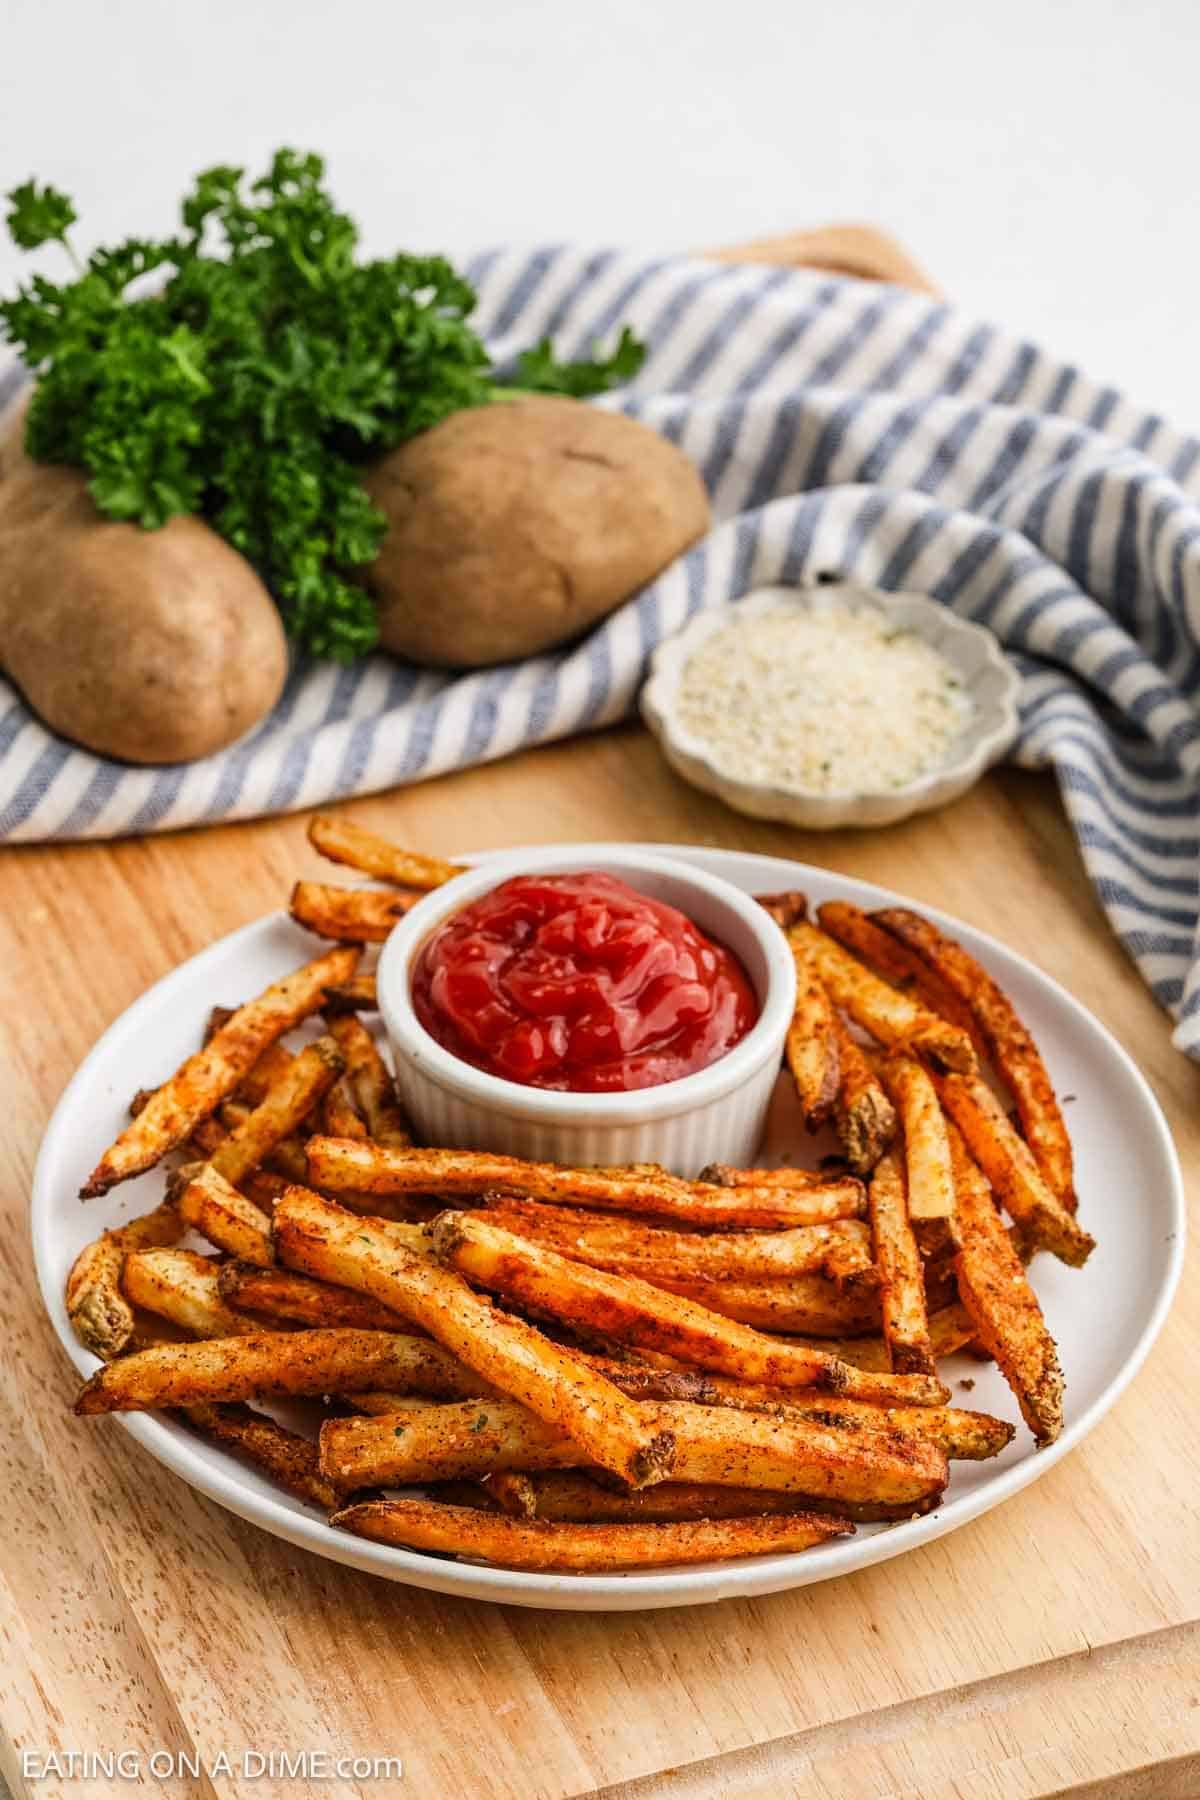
[411,871,759,1093]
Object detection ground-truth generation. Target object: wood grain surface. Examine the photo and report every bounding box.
[1,728,1197,1800]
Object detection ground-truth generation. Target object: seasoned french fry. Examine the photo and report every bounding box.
[121,1249,259,1340]
[321,1080,368,1140]
[321,1397,946,1506]
[307,815,464,889]
[651,1273,880,1337]
[874,907,1077,1211]
[791,923,975,1073]
[289,882,420,944]
[239,1169,291,1212]
[831,1015,897,1175]
[273,1186,676,1487]
[510,1473,931,1525]
[736,1392,1013,1461]
[481,1471,538,1518]
[754,891,809,931]
[217,1260,411,1331]
[80,945,361,1197]
[817,902,986,1058]
[697,1165,839,1191]
[305,1138,865,1230]
[65,1196,184,1359]
[785,1301,977,1373]
[181,1402,338,1510]
[207,1038,343,1188]
[784,926,840,1128]
[324,1015,410,1146]
[331,1497,853,1572]
[947,1122,1064,1443]
[476,1198,875,1286]
[867,1151,935,1377]
[321,975,379,1016]
[938,1073,1094,1267]
[880,1053,957,1223]
[174,1165,275,1265]
[74,1327,491,1415]
[431,1213,948,1406]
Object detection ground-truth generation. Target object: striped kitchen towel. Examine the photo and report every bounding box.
[2,248,1199,1055]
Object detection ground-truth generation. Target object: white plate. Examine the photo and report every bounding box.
[32,847,1185,1612]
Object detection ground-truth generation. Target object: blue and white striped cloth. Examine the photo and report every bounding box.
[3,248,1199,1055]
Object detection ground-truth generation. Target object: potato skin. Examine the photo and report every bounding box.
[0,462,288,764]
[365,396,710,667]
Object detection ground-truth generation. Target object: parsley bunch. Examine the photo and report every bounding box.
[0,151,646,658]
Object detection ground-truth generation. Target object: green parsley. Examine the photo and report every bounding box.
[393,1424,407,1437]
[469,1413,489,1433]
[0,150,646,660]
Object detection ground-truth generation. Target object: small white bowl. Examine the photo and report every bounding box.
[376,844,795,1174]
[640,583,1021,830]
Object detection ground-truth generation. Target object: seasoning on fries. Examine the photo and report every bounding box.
[273,1185,677,1487]
[331,1497,854,1572]
[62,814,1095,1575]
[80,944,361,1197]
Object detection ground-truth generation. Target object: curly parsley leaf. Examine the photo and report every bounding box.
[6,180,77,252]
[502,325,646,398]
[0,150,647,660]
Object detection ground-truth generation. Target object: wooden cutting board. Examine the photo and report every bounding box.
[0,231,1197,1800]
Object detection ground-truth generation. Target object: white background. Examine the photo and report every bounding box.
[1,0,1196,428]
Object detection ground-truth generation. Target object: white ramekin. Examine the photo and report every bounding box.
[376,844,795,1174]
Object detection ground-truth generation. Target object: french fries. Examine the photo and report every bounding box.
[208,1037,343,1187]
[475,1198,875,1286]
[324,1015,410,1146]
[650,1273,880,1336]
[305,1139,866,1230]
[272,1186,676,1487]
[66,1196,183,1359]
[947,1123,1064,1443]
[173,1165,275,1266]
[496,1473,931,1526]
[784,926,840,1128]
[319,1397,948,1507]
[216,1260,410,1331]
[80,945,361,1197]
[307,815,464,890]
[74,1328,488,1414]
[181,1403,338,1510]
[320,974,379,1015]
[431,1213,948,1406]
[289,882,420,944]
[827,1015,896,1175]
[874,907,1077,1211]
[880,1053,957,1223]
[754,891,809,931]
[867,1151,935,1377]
[758,1394,1012,1461]
[938,1073,1094,1267]
[321,1081,368,1139]
[331,1497,853,1572]
[122,1248,258,1339]
[64,838,1092,1577]
[791,923,975,1073]
[817,901,986,1057]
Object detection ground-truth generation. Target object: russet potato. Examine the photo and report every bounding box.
[365,395,710,667]
[0,457,287,765]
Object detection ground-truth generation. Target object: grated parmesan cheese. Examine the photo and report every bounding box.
[673,601,974,795]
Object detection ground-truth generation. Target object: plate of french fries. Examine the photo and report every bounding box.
[32,822,1184,1609]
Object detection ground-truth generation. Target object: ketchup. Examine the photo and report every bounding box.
[411,872,759,1093]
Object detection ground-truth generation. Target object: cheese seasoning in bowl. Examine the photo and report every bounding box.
[642,583,1021,829]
